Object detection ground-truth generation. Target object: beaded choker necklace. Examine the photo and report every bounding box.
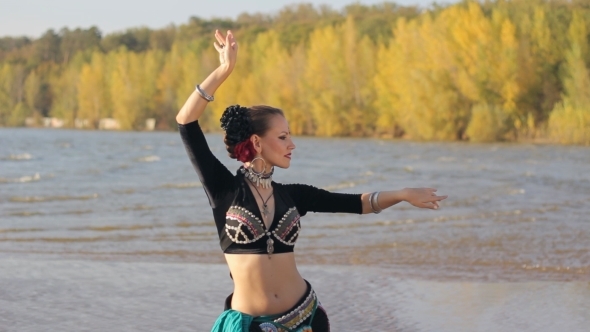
[241,164,274,189]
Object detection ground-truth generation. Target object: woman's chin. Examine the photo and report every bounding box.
[276,161,291,169]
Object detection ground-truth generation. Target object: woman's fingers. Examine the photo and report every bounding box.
[225,31,231,49]
[214,30,226,53]
[423,201,440,210]
[433,195,448,201]
[402,187,448,209]
[212,30,238,69]
[214,31,238,53]
[215,30,226,47]
[426,201,438,210]
[226,31,238,51]
[414,189,447,209]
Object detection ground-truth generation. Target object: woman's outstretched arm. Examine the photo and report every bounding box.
[360,188,448,214]
[176,30,238,125]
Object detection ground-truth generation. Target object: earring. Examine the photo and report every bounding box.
[249,157,266,176]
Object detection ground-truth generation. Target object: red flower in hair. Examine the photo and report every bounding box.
[233,139,256,162]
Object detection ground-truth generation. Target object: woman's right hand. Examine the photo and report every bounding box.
[402,188,447,210]
[214,30,238,72]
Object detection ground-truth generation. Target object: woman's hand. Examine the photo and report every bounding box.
[402,188,447,210]
[214,29,238,72]
[361,188,448,214]
[175,30,239,124]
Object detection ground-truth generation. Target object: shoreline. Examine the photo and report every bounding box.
[2,256,589,332]
[1,125,581,146]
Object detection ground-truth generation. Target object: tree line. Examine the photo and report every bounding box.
[1,0,589,144]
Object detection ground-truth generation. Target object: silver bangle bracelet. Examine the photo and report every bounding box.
[374,191,383,212]
[369,192,382,214]
[195,84,214,102]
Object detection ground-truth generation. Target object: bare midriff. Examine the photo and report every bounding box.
[224,252,307,316]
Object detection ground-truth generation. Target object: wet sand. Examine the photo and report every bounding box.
[2,256,589,332]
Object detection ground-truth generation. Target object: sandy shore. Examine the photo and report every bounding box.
[1,256,589,332]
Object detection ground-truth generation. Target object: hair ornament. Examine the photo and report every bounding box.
[220,104,252,145]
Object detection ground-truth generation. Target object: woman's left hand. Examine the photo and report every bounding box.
[402,188,447,210]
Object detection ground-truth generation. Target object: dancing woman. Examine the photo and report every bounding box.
[176,30,447,332]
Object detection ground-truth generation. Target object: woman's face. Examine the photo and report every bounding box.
[253,115,295,170]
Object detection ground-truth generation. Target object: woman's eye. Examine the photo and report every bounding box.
[279,136,286,140]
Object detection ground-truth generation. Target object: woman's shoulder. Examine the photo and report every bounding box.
[273,182,320,198]
[274,182,315,189]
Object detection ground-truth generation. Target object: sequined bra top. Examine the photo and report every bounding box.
[224,202,300,255]
[178,120,362,255]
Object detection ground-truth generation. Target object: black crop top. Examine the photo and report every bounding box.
[178,120,363,255]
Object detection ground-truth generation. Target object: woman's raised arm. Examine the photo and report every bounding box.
[176,30,238,124]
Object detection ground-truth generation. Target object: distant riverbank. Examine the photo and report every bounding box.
[2,118,583,146]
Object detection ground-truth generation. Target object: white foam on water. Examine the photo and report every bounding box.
[9,193,99,203]
[3,153,33,160]
[509,188,526,195]
[0,173,41,183]
[160,182,202,189]
[323,181,358,191]
[136,155,160,162]
[437,156,456,162]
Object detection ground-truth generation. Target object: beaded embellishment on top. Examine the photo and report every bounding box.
[225,206,302,254]
[271,207,301,246]
[225,206,266,244]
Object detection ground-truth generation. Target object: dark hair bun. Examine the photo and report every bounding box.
[220,105,253,145]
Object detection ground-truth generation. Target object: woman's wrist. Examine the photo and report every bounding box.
[377,190,405,209]
[398,188,409,202]
[218,63,234,76]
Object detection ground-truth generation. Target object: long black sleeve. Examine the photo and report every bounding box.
[280,183,362,216]
[178,120,235,208]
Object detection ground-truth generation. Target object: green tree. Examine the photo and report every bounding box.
[59,27,102,63]
[549,11,590,145]
[110,49,164,129]
[0,63,27,126]
[23,70,41,115]
[50,53,87,124]
[34,29,61,63]
[77,52,110,127]
[302,16,377,136]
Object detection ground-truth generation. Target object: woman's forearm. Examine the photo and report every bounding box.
[176,65,232,124]
[360,190,404,214]
[361,188,447,214]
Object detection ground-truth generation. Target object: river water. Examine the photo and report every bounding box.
[1,127,589,281]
